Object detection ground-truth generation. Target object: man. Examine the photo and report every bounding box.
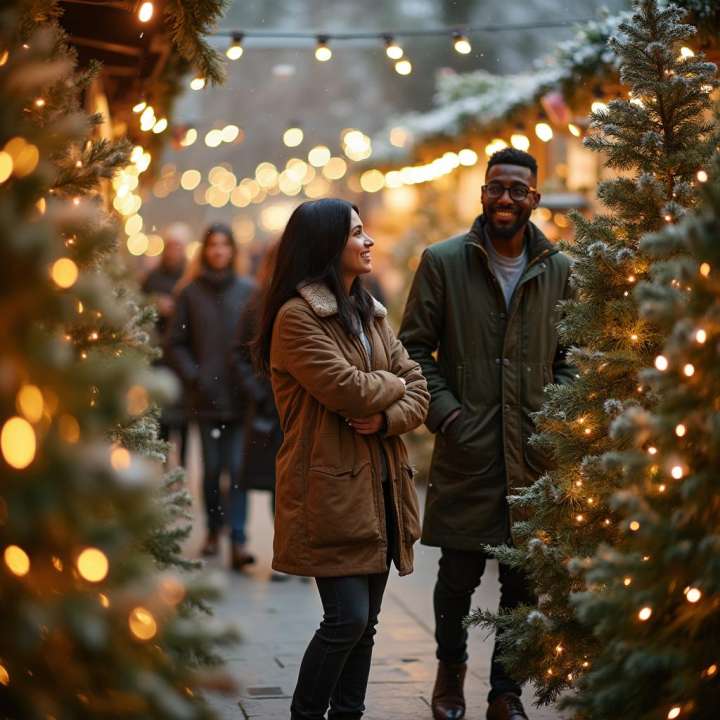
[141,222,191,465]
[399,148,575,720]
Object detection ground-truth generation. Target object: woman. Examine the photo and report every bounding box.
[166,223,256,570]
[253,199,429,719]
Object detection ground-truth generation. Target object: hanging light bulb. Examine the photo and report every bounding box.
[535,122,553,142]
[395,59,412,75]
[510,133,530,151]
[315,36,332,62]
[453,32,472,55]
[137,2,154,23]
[384,35,404,60]
[189,76,206,91]
[226,33,244,60]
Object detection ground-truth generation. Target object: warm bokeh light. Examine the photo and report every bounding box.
[51,257,79,289]
[283,127,304,147]
[146,234,164,257]
[535,122,553,142]
[1,417,36,469]
[222,124,240,143]
[110,446,131,470]
[308,145,331,167]
[138,2,154,23]
[77,548,109,583]
[58,414,80,444]
[453,33,472,54]
[654,355,668,371]
[4,545,30,576]
[127,233,149,256]
[0,151,12,184]
[686,587,701,603]
[395,59,412,75]
[638,606,652,621]
[129,607,157,640]
[360,169,385,193]
[510,134,530,151]
[485,138,508,156]
[190,76,206,91]
[322,156,347,180]
[315,41,332,62]
[568,123,581,137]
[0,664,8,686]
[458,148,478,166]
[683,363,695,377]
[180,169,201,191]
[17,385,44,423]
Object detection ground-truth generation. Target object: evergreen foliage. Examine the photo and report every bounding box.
[466,0,717,705]
[0,3,234,717]
[566,151,720,720]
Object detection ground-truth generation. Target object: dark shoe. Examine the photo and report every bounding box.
[201,529,219,557]
[431,661,467,720]
[487,693,528,720]
[230,544,256,571]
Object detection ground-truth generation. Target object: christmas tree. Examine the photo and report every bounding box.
[566,157,720,720]
[0,4,233,718]
[466,0,718,705]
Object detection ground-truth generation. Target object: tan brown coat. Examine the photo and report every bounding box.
[270,283,429,577]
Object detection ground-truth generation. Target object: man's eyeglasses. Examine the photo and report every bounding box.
[482,182,537,202]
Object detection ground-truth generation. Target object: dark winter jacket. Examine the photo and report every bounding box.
[166,269,256,421]
[232,294,282,492]
[399,215,575,549]
[141,264,184,340]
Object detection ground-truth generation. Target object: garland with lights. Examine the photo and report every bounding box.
[465,0,718,706]
[0,3,235,716]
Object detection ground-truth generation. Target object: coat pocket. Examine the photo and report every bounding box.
[400,463,421,544]
[305,462,380,549]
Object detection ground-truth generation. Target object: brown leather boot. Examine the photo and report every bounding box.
[230,543,256,571]
[486,693,528,720]
[431,661,467,720]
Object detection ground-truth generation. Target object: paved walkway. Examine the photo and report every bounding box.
[179,430,559,720]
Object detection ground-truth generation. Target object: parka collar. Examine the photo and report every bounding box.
[297,282,387,319]
[466,214,556,264]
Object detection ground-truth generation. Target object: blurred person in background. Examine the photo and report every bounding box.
[166,223,256,570]
[231,241,289,582]
[141,222,191,465]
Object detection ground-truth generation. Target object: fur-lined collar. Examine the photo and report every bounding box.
[297,282,387,318]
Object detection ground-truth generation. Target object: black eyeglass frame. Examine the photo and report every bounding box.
[482,182,538,202]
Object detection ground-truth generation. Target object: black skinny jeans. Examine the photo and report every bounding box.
[434,547,537,703]
[291,482,395,720]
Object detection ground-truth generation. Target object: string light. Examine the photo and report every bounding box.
[638,606,652,621]
[17,385,44,423]
[568,123,581,137]
[384,35,404,59]
[535,122,553,142]
[699,262,711,277]
[685,587,701,603]
[77,548,109,583]
[453,32,472,54]
[137,2,154,23]
[132,100,147,114]
[226,32,244,60]
[0,664,8,686]
[180,127,197,146]
[671,465,684,480]
[395,59,412,75]
[695,329,706,344]
[129,607,157,640]
[629,520,640,531]
[283,127,304,147]
[189,76,206,91]
[668,707,681,719]
[679,46,694,58]
[623,577,632,586]
[4,545,30,576]
[675,424,686,437]
[511,133,530,151]
[696,170,708,183]
[654,355,668,371]
[315,36,332,62]
[591,101,608,114]
[1,417,36,469]
[683,364,695,377]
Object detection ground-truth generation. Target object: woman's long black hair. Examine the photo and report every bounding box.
[251,198,374,373]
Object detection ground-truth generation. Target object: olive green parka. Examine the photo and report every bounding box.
[399,216,575,549]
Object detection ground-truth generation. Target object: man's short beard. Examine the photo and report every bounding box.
[485,208,531,240]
